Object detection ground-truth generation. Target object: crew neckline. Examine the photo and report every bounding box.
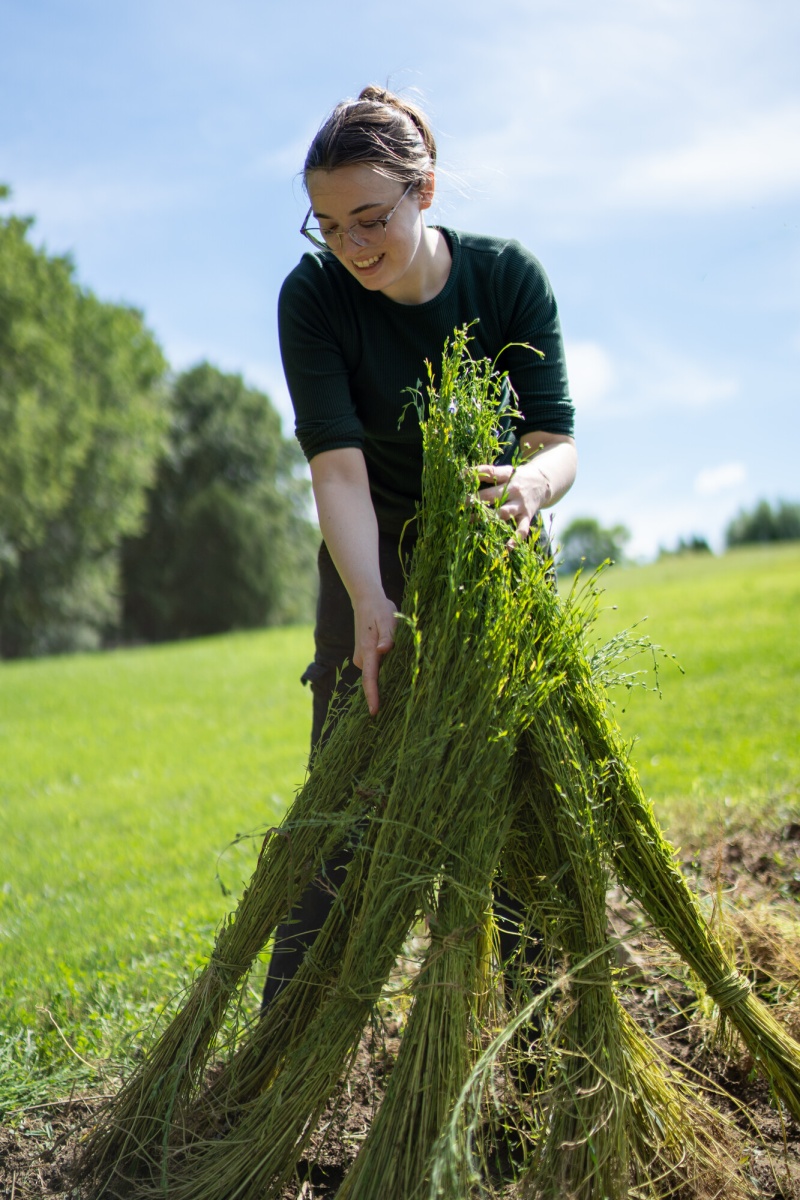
[372,227,459,311]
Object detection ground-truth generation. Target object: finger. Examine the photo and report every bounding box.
[474,466,497,484]
[503,514,528,549]
[360,620,395,715]
[360,651,380,716]
[477,485,512,510]
[515,513,533,541]
[495,504,521,529]
[475,465,512,485]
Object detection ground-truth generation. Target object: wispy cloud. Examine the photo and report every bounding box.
[613,105,800,210]
[694,462,747,495]
[556,474,747,559]
[565,340,616,411]
[642,354,739,410]
[574,338,739,419]
[437,2,800,230]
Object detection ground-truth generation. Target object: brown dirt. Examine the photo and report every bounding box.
[5,822,800,1200]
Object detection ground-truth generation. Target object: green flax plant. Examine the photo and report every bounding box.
[430,551,797,1198]
[430,657,748,1199]
[143,348,564,1200]
[78,330,561,1198]
[517,728,746,1200]
[78,328,800,1200]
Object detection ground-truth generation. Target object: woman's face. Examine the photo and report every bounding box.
[305,164,434,301]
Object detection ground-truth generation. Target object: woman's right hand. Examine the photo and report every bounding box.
[352,591,399,716]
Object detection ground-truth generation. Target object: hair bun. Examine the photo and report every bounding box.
[356,85,436,163]
[358,84,394,105]
[303,85,437,181]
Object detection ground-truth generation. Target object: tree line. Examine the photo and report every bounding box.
[557,497,800,576]
[725,499,800,547]
[0,189,317,659]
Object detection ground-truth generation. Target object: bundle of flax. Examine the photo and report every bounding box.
[78,329,800,1200]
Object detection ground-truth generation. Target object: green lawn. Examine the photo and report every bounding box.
[0,628,312,1104]
[0,542,798,1107]
[591,542,800,839]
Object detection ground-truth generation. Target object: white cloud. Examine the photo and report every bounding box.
[614,105,800,209]
[644,356,739,410]
[573,337,739,420]
[433,2,800,232]
[565,340,616,411]
[694,462,747,496]
[455,101,800,230]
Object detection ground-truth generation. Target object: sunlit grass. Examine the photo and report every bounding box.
[591,541,800,839]
[0,628,311,1107]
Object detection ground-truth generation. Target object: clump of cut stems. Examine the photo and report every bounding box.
[77,328,800,1200]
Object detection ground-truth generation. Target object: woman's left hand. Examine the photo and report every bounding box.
[474,432,578,542]
[474,460,551,542]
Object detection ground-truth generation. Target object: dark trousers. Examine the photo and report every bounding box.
[261,535,542,1012]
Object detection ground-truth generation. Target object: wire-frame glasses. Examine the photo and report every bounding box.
[300,182,415,251]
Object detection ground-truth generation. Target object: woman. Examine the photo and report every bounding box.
[262,85,577,1009]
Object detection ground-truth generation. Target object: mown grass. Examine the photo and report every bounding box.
[591,541,800,840]
[0,542,798,1112]
[0,628,311,1108]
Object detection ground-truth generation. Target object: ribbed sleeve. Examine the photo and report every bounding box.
[278,262,365,461]
[486,240,574,437]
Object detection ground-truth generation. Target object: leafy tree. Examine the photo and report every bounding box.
[0,195,168,656]
[726,499,800,547]
[171,483,279,635]
[557,516,631,575]
[121,363,318,640]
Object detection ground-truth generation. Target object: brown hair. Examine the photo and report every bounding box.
[303,85,436,189]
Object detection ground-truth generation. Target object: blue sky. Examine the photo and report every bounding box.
[2,0,798,556]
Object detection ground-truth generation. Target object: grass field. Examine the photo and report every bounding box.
[593,541,800,837]
[0,629,312,1105]
[1,542,798,1110]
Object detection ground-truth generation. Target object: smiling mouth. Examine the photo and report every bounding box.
[352,253,383,269]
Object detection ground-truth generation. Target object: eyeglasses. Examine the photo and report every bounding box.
[300,182,415,251]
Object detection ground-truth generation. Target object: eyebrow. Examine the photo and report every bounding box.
[311,199,390,220]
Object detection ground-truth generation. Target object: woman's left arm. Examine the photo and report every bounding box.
[475,431,577,542]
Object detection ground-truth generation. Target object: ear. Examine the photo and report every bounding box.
[417,171,436,212]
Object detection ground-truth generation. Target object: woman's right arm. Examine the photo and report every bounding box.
[309,447,398,717]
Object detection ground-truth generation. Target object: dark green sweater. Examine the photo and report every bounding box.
[278,227,574,535]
